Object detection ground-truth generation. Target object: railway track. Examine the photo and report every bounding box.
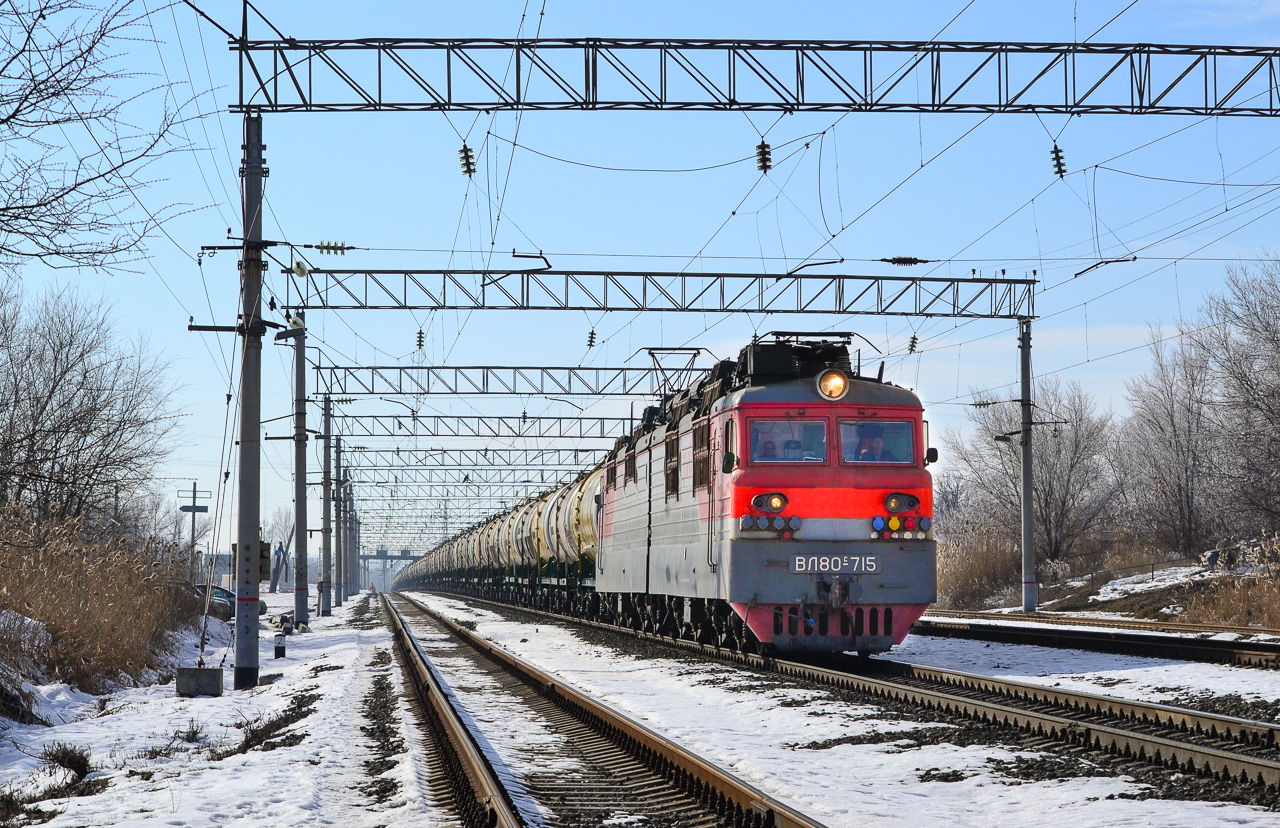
[402,590,1280,797]
[912,612,1280,669]
[925,608,1280,638]
[382,593,829,828]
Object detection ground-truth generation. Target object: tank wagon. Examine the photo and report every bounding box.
[394,333,938,655]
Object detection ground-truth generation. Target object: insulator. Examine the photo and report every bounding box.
[416,329,424,349]
[908,334,919,354]
[1051,144,1066,178]
[971,400,994,409]
[317,241,348,255]
[521,409,527,423]
[756,140,772,173]
[587,329,597,348]
[459,144,476,177]
[881,256,929,266]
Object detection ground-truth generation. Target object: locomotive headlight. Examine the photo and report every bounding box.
[884,493,920,514]
[752,492,789,513]
[816,369,849,400]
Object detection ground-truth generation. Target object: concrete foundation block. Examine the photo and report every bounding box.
[176,666,224,697]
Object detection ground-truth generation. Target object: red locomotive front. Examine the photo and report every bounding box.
[720,377,936,653]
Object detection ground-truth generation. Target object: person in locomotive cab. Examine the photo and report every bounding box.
[759,440,778,459]
[858,435,896,462]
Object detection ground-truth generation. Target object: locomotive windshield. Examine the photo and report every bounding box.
[750,420,826,462]
[841,421,914,464]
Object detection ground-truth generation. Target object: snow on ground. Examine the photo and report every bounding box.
[409,591,1280,828]
[1039,562,1272,621]
[0,591,447,828]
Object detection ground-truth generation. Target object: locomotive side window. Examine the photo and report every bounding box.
[664,433,680,498]
[840,421,915,464]
[692,419,711,491]
[624,451,637,484]
[749,420,826,463]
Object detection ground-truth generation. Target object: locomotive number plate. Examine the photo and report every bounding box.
[790,555,879,574]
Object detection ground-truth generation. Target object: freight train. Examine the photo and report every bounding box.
[392,333,938,655]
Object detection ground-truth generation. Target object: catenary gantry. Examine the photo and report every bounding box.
[330,414,632,439]
[233,38,1280,115]
[283,269,1036,318]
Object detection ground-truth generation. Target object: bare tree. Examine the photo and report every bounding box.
[1123,330,1221,558]
[1187,262,1280,529]
[0,281,176,522]
[263,505,294,551]
[943,379,1120,566]
[0,1,186,274]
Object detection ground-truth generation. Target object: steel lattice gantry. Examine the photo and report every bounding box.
[332,414,632,439]
[234,38,1280,116]
[350,467,575,485]
[348,470,573,488]
[317,365,670,397]
[342,447,608,467]
[284,269,1036,318]
[351,474,568,492]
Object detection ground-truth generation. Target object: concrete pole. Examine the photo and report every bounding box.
[334,437,344,607]
[321,395,333,616]
[343,484,351,599]
[292,319,309,627]
[1019,317,1037,612]
[189,481,198,557]
[350,493,359,596]
[234,112,265,691]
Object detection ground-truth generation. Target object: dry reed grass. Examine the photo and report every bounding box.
[936,527,1021,609]
[0,509,199,693]
[1183,576,1280,628]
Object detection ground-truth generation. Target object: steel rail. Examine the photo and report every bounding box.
[856,659,1280,749]
[784,656,1280,788]
[910,616,1280,669]
[926,609,1280,639]
[396,592,830,828]
[402,590,1280,789]
[382,594,524,828]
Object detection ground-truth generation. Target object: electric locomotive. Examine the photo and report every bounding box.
[394,333,938,655]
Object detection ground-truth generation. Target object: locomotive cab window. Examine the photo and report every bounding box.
[749,420,826,463]
[841,420,915,464]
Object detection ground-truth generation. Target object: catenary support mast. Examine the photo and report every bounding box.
[275,315,310,628]
[321,394,333,616]
[334,436,344,607]
[233,111,264,691]
[1020,318,1036,612]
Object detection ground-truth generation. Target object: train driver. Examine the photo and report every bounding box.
[858,435,896,462]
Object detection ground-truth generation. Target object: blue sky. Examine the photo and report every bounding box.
[32,1,1280,553]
